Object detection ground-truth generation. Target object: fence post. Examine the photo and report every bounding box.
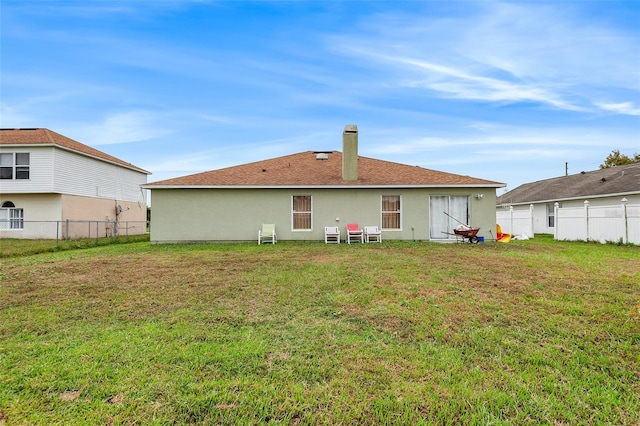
[584,200,590,241]
[622,198,628,244]
[529,204,535,238]
[554,202,559,239]
[509,206,514,235]
[56,221,60,246]
[65,219,69,240]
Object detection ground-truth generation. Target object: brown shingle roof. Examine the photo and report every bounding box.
[497,162,640,205]
[0,128,149,174]
[146,151,503,187]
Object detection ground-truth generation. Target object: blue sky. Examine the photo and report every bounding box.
[2,0,639,193]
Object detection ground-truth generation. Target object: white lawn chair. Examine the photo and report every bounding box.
[324,226,340,244]
[258,223,277,244]
[364,226,382,243]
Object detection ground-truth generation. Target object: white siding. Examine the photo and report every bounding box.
[52,149,147,201]
[0,146,147,202]
[0,146,55,193]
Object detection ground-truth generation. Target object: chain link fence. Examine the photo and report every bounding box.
[0,219,148,242]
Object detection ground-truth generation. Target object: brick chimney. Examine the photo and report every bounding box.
[342,125,358,181]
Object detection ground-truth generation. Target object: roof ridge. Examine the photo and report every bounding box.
[518,162,640,186]
[42,128,55,143]
[498,161,640,204]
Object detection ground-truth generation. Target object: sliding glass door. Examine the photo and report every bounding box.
[429,196,469,240]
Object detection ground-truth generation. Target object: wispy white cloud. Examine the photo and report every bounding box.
[461,2,639,89]
[328,1,639,115]
[2,0,637,191]
[2,0,209,20]
[73,111,173,146]
[0,103,32,128]
[143,135,307,177]
[363,121,636,187]
[367,125,629,157]
[390,57,583,111]
[595,102,640,116]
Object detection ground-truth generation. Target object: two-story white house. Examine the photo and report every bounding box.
[0,128,149,239]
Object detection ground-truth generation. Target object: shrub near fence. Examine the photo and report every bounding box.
[0,220,148,242]
[555,200,639,244]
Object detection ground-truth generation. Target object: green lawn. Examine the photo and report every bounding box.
[1,236,638,425]
[0,234,149,258]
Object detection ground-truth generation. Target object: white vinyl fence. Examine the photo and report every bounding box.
[555,199,639,244]
[496,205,535,238]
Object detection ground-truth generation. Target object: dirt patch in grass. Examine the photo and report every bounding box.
[59,390,81,402]
[107,394,124,404]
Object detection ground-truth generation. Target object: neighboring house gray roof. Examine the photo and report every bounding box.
[497,162,640,205]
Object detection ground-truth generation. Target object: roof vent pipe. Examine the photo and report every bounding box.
[342,125,358,181]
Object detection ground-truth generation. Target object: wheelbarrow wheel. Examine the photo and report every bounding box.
[470,236,479,244]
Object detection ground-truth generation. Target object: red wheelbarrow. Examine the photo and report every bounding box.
[441,211,481,243]
[453,226,481,243]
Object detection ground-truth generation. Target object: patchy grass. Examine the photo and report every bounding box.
[0,234,149,258]
[1,237,638,424]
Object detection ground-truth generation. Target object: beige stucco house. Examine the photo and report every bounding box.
[144,125,505,243]
[0,128,149,239]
